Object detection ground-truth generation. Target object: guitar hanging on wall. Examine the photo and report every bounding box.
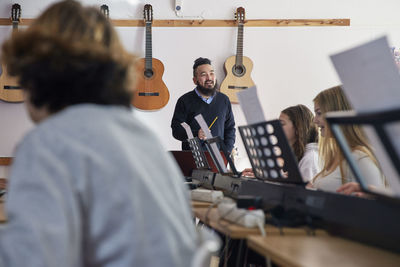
[132,4,170,111]
[220,7,255,104]
[0,3,24,103]
[100,4,109,19]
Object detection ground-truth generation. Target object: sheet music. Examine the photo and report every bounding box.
[330,36,400,195]
[194,114,228,173]
[330,36,400,113]
[180,122,194,139]
[236,86,266,124]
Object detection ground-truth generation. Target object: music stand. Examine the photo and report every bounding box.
[203,136,240,177]
[238,120,305,184]
[202,136,243,197]
[188,137,211,170]
[326,109,400,200]
[186,137,215,189]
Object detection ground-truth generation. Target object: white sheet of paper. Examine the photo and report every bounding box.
[330,36,400,195]
[236,86,266,125]
[194,114,228,173]
[180,122,194,139]
[330,36,400,113]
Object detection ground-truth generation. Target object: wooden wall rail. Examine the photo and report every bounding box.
[0,18,350,27]
[0,157,12,166]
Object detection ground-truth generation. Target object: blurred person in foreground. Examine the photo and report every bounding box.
[0,1,196,266]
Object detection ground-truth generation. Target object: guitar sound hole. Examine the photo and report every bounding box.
[232,65,246,77]
[144,69,154,78]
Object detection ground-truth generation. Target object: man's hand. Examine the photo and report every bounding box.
[198,129,206,140]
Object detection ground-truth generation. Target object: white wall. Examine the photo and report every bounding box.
[1,0,400,174]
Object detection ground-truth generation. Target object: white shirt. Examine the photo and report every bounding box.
[313,150,384,193]
[298,143,319,182]
[0,104,197,267]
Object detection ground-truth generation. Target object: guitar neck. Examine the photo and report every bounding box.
[145,22,153,70]
[235,23,244,67]
[12,21,19,31]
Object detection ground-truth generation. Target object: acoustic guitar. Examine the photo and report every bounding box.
[132,4,169,111]
[220,7,255,104]
[0,4,24,103]
[100,4,109,19]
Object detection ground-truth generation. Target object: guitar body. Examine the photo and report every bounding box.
[0,64,24,103]
[220,55,255,103]
[220,7,255,104]
[132,58,170,110]
[0,3,24,103]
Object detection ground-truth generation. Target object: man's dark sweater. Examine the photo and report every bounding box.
[171,90,236,153]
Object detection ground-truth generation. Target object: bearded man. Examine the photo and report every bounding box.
[171,57,236,153]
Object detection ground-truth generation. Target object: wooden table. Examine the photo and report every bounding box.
[247,235,400,267]
[193,207,325,239]
[191,200,215,208]
[0,200,6,223]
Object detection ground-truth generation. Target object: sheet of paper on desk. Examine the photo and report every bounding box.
[236,86,266,125]
[330,36,400,195]
[194,114,228,173]
[180,122,194,139]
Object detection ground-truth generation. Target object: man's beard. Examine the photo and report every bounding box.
[196,80,218,97]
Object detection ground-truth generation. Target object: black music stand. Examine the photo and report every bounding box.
[326,109,400,200]
[238,120,305,184]
[188,137,211,170]
[187,137,215,189]
[203,136,240,177]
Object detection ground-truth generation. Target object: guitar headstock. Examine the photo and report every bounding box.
[11,3,21,23]
[100,4,109,19]
[235,7,245,24]
[143,4,153,24]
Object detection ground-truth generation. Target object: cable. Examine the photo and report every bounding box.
[257,219,266,237]
[216,208,266,266]
[216,205,266,236]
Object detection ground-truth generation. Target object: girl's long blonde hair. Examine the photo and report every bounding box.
[312,86,384,184]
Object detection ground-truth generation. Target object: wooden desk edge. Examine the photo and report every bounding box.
[191,200,214,208]
[0,201,6,223]
[247,235,400,267]
[193,206,327,239]
[247,236,298,267]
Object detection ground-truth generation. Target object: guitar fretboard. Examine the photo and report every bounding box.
[235,23,244,67]
[145,22,153,70]
[12,21,18,30]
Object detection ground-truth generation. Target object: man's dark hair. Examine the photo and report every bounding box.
[193,57,211,77]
